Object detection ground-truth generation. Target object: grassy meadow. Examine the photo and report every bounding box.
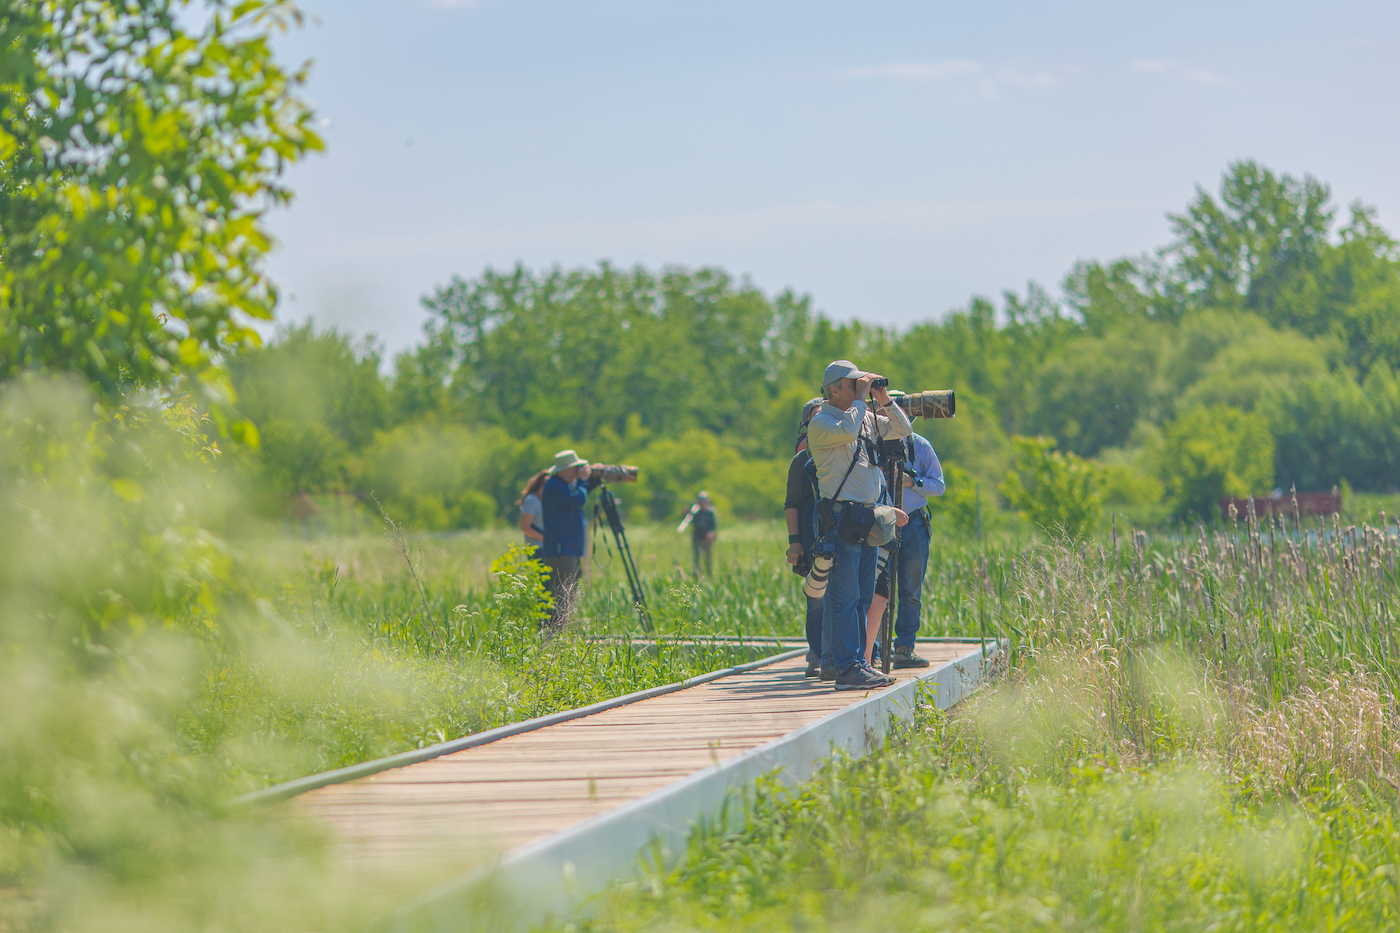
[5,386,1400,932]
[555,505,1400,932]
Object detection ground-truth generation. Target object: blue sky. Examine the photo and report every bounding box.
[263,0,1400,357]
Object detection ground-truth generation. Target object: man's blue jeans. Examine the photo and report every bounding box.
[821,525,879,673]
[894,512,931,648]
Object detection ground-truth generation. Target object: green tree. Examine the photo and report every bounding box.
[0,0,321,419]
[1299,205,1400,373]
[926,463,983,537]
[1025,318,1162,457]
[1152,405,1275,519]
[1063,256,1181,335]
[255,418,348,498]
[1167,160,1333,318]
[1178,326,1334,414]
[358,423,496,531]
[413,264,799,449]
[1000,436,1103,538]
[228,322,390,451]
[1265,365,1400,493]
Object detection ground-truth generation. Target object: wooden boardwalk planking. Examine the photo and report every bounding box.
[298,642,974,867]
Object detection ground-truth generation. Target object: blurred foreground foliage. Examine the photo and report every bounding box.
[0,379,771,930]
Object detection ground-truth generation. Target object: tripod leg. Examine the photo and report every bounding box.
[615,527,653,632]
[881,460,904,675]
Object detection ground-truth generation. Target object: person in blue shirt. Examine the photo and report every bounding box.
[881,419,945,667]
[540,448,602,631]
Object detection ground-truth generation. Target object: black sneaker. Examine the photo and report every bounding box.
[820,664,836,681]
[805,662,820,677]
[893,646,931,669]
[834,665,894,691]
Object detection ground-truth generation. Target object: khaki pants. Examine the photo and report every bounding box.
[543,555,581,632]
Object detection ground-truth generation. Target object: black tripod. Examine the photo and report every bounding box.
[877,438,910,675]
[594,485,654,632]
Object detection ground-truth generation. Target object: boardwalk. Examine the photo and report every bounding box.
[298,642,978,872]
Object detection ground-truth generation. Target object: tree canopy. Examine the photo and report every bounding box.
[232,160,1400,527]
[0,0,320,420]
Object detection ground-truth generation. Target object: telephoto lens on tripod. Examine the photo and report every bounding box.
[803,556,834,599]
[591,464,639,483]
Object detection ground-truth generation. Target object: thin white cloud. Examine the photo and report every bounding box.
[842,60,1076,99]
[1130,59,1231,86]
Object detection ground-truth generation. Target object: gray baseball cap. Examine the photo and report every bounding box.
[821,359,870,389]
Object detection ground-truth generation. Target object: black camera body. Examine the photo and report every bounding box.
[869,377,889,389]
[812,537,838,559]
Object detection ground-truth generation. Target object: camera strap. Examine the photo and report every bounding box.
[824,409,866,506]
[818,407,874,538]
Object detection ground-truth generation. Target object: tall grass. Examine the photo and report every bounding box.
[8,373,1397,932]
[567,511,1400,932]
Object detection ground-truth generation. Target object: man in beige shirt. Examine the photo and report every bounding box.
[806,360,912,690]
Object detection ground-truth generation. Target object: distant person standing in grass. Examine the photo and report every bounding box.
[690,491,717,575]
[541,450,601,631]
[517,468,548,557]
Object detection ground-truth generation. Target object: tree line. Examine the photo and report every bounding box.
[230,160,1400,531]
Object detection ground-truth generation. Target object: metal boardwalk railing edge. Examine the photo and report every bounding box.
[385,639,1006,933]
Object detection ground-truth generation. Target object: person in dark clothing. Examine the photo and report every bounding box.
[690,491,717,575]
[784,398,825,676]
[540,448,601,631]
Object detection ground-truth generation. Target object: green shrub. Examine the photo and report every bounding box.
[1265,364,1400,492]
[632,429,746,522]
[255,417,350,498]
[1000,436,1103,538]
[926,463,984,537]
[484,545,554,631]
[1099,460,1168,527]
[359,423,498,530]
[1152,405,1275,519]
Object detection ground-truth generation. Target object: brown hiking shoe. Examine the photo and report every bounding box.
[893,645,931,669]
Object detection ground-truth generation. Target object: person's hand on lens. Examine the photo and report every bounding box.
[785,542,804,565]
[578,463,592,481]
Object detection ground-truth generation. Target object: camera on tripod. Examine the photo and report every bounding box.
[588,463,649,631]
